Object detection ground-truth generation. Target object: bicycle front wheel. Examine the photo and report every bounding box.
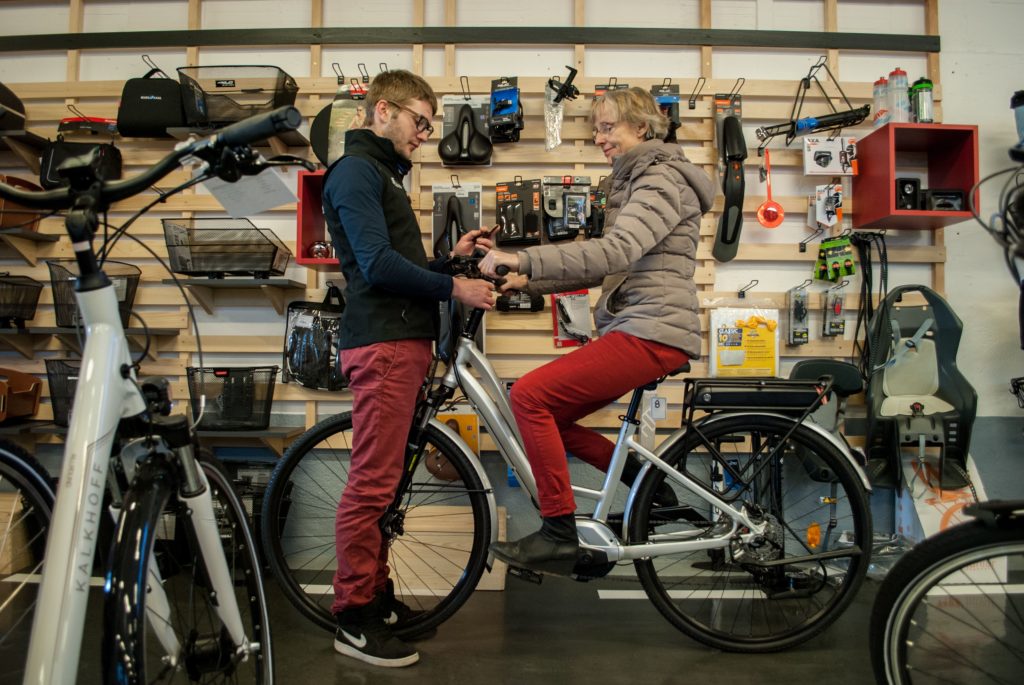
[261,412,491,637]
[870,518,1024,685]
[0,441,53,684]
[103,454,273,683]
[631,414,872,652]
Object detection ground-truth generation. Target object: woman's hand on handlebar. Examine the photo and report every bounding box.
[498,272,529,293]
[479,248,518,278]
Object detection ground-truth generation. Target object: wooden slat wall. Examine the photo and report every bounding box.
[0,0,943,439]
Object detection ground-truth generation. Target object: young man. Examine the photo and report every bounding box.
[323,70,495,667]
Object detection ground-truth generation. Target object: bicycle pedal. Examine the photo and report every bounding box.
[507,565,544,584]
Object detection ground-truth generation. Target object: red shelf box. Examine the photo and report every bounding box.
[295,169,339,270]
[853,122,979,230]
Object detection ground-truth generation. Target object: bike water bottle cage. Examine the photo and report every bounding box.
[439,103,492,164]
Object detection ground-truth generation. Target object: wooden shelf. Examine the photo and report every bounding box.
[0,227,59,265]
[197,425,303,457]
[853,122,979,230]
[163,277,306,315]
[0,325,179,359]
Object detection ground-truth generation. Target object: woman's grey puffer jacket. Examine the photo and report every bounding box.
[517,139,716,358]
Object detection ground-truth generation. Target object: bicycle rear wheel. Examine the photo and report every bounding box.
[0,441,53,684]
[261,412,491,637]
[630,414,871,652]
[871,518,1024,685]
[103,454,272,683]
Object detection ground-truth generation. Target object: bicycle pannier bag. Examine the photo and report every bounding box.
[0,81,26,132]
[117,67,187,137]
[39,136,122,189]
[282,284,347,391]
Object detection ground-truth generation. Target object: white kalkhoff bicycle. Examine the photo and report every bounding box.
[0,106,309,684]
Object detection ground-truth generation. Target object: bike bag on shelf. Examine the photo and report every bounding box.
[117,67,187,137]
[0,81,26,132]
[282,284,347,391]
[39,136,122,189]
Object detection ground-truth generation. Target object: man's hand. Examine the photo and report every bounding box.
[453,227,495,257]
[479,248,519,278]
[451,277,496,309]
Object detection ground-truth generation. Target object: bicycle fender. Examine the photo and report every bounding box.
[698,411,872,492]
[427,417,500,560]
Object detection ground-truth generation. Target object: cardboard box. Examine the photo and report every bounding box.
[803,136,858,175]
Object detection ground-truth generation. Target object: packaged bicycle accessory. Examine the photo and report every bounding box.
[0,175,43,232]
[787,284,811,346]
[650,80,681,131]
[810,183,843,228]
[177,65,298,128]
[803,136,858,175]
[0,273,42,329]
[488,76,523,144]
[551,290,591,348]
[116,56,187,137]
[187,366,278,431]
[0,80,26,133]
[310,68,368,166]
[48,259,139,328]
[439,92,492,166]
[542,175,590,242]
[39,136,122,190]
[0,367,41,423]
[709,307,780,377]
[814,234,856,282]
[586,184,607,239]
[497,291,544,312]
[282,284,347,391]
[544,66,579,151]
[495,177,542,245]
[161,217,291,278]
[432,181,482,254]
[822,282,847,337]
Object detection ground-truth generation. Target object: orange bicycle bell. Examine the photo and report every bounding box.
[756,148,784,229]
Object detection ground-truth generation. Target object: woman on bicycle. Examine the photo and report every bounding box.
[480,87,716,572]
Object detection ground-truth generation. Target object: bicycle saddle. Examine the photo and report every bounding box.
[439,103,492,165]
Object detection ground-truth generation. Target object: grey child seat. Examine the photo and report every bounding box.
[864,285,977,490]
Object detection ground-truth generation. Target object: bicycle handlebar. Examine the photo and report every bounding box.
[0,105,303,211]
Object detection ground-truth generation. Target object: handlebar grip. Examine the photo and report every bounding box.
[495,265,510,276]
[215,106,302,148]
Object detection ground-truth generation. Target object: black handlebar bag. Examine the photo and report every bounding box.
[39,136,122,190]
[116,67,187,138]
[282,284,348,391]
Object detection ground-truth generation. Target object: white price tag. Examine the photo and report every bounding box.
[650,395,667,421]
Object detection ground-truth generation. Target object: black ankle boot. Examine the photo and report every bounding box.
[620,455,678,508]
[489,514,579,572]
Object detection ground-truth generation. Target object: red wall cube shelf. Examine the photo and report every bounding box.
[295,169,339,270]
[853,122,979,230]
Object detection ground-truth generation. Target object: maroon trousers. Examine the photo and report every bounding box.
[333,338,432,614]
[510,331,689,517]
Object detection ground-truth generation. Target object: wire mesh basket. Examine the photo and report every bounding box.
[162,218,291,278]
[177,65,298,127]
[44,358,79,427]
[0,273,43,328]
[187,366,278,431]
[47,260,140,328]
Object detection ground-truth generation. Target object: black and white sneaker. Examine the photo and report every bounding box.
[334,598,419,668]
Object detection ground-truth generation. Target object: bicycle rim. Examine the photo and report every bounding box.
[631,414,871,652]
[879,531,1024,684]
[104,455,272,683]
[261,412,491,637]
[0,443,53,684]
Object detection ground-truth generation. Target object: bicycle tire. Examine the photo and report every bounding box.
[261,412,491,637]
[630,413,872,652]
[0,440,54,684]
[103,453,273,683]
[870,518,1024,684]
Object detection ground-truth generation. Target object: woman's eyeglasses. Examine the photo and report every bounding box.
[386,100,434,135]
[592,121,618,139]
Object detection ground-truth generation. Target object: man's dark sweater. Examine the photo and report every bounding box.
[323,129,453,349]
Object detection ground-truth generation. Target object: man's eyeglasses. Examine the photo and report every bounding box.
[386,100,434,135]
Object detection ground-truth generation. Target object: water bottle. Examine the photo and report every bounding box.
[910,77,934,123]
[888,67,911,123]
[873,77,890,127]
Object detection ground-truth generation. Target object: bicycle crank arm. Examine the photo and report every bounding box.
[744,545,863,568]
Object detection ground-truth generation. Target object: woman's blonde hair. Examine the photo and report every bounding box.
[591,87,669,141]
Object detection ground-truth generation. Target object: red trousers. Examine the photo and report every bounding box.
[333,338,432,613]
[510,331,689,517]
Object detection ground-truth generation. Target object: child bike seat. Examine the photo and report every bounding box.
[439,103,492,165]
